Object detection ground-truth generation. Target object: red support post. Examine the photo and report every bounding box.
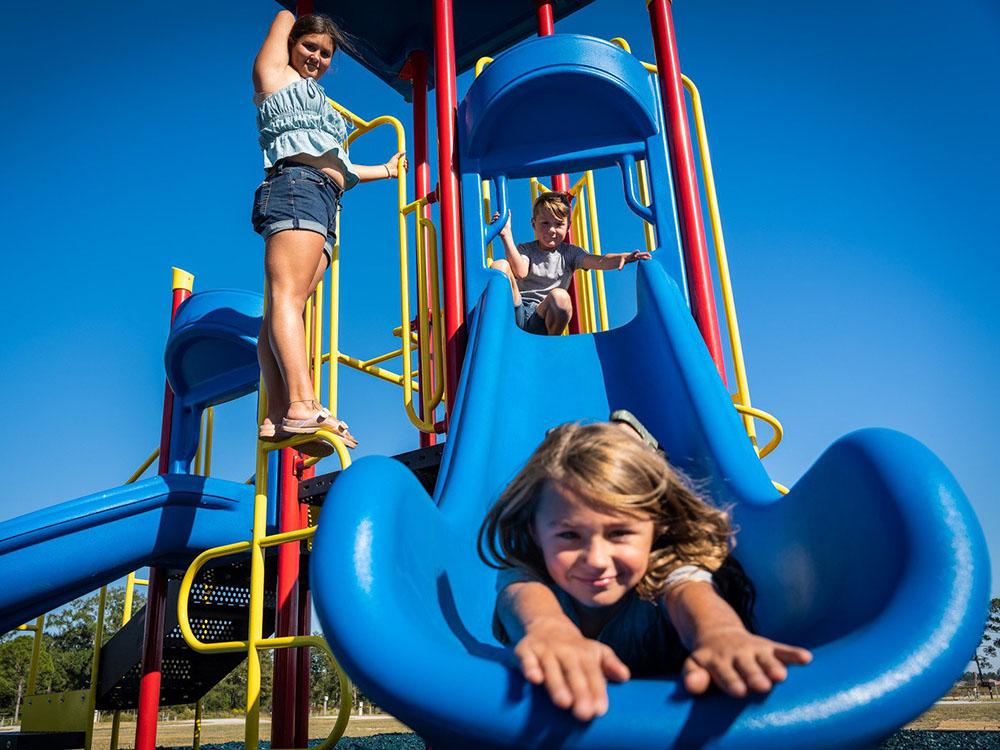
[410,50,437,447]
[135,271,192,750]
[535,1,582,333]
[433,0,466,419]
[293,469,313,747]
[271,448,302,748]
[294,559,313,747]
[647,0,726,380]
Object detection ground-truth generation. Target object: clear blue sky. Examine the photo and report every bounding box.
[1,0,997,609]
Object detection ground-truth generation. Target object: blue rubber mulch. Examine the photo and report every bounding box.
[155,729,1000,749]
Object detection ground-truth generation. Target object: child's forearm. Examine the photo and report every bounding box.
[661,580,747,650]
[498,580,577,642]
[501,235,529,278]
[354,163,396,182]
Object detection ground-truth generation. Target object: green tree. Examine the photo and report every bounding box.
[972,597,1000,698]
[0,635,55,721]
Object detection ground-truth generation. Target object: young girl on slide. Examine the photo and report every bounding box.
[478,420,812,722]
[251,11,406,455]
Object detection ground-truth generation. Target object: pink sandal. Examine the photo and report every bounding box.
[282,405,359,449]
[258,420,336,458]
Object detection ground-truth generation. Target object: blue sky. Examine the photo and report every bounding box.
[1,0,997,617]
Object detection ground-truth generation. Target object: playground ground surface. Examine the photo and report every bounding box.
[64,699,1000,749]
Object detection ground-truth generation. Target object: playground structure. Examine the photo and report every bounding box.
[0,2,991,750]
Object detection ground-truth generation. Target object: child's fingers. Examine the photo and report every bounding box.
[492,211,500,222]
[773,644,813,665]
[599,644,631,683]
[681,657,712,695]
[735,653,773,693]
[540,652,573,710]
[705,659,748,698]
[583,652,611,717]
[562,656,597,721]
[516,647,545,685]
[756,651,788,685]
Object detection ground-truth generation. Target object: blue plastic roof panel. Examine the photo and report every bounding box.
[278,1,598,100]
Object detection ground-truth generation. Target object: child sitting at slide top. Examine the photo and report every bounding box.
[490,191,651,334]
[478,420,812,722]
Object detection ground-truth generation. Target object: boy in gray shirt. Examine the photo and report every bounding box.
[491,191,650,334]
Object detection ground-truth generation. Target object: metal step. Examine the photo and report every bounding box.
[96,557,276,709]
[300,442,444,505]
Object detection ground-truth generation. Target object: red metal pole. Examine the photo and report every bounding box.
[135,270,192,750]
[535,2,582,334]
[410,50,437,448]
[293,553,313,747]
[647,0,726,380]
[271,448,302,747]
[293,471,313,747]
[433,0,466,419]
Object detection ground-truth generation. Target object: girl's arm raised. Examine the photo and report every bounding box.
[662,581,812,697]
[498,580,629,722]
[253,10,296,92]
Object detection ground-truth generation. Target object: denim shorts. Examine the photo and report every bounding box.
[514,300,547,334]
[251,161,343,263]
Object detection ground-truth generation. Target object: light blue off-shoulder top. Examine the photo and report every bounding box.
[255,77,359,190]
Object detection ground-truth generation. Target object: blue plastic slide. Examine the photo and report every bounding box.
[0,287,266,635]
[0,474,255,634]
[311,262,991,749]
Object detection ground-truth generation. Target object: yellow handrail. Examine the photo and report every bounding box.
[733,403,783,459]
[177,427,353,750]
[323,99,445,434]
[399,199,447,430]
[609,36,785,460]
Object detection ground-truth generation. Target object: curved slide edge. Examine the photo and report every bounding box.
[312,262,990,749]
[0,474,255,634]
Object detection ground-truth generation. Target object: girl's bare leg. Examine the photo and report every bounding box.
[260,229,328,426]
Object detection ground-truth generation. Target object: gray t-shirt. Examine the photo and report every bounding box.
[515,241,589,307]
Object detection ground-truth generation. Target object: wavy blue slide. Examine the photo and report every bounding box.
[311,262,990,749]
[0,475,255,634]
[0,287,265,636]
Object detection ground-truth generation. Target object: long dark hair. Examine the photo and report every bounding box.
[288,14,354,56]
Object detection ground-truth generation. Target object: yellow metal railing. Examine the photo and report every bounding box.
[321,98,445,433]
[178,426,352,750]
[609,38,787,486]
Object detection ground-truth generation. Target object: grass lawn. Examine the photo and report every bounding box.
[88,714,411,749]
[84,701,1000,748]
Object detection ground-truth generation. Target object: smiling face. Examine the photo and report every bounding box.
[531,205,570,250]
[289,32,334,79]
[532,481,655,609]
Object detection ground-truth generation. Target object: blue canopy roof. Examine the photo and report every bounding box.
[279,1,597,100]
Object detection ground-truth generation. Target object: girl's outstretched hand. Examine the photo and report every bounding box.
[681,626,812,698]
[384,151,407,178]
[515,616,630,722]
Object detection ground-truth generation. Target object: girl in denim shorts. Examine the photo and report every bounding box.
[251,10,406,456]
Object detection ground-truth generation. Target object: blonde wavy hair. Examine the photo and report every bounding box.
[478,422,735,601]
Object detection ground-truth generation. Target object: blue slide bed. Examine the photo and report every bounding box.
[0,474,255,634]
[311,263,990,749]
